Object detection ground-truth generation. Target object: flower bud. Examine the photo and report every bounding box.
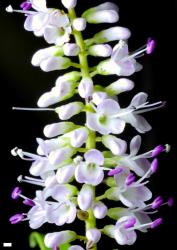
[86,228,101,244]
[55,71,81,84]
[78,184,94,211]
[49,146,74,165]
[72,18,87,31]
[55,102,84,120]
[93,201,107,219]
[56,164,75,184]
[40,56,71,72]
[92,91,108,105]
[69,127,89,147]
[88,44,112,57]
[44,122,75,138]
[61,0,77,9]
[102,135,127,155]
[93,27,131,44]
[37,91,59,108]
[106,78,134,96]
[78,78,93,98]
[63,43,80,56]
[44,231,77,248]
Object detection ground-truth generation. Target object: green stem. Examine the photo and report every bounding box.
[69,8,97,250]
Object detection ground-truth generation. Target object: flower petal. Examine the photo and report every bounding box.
[97,99,120,116]
[84,149,104,165]
[130,135,142,156]
[102,135,127,155]
[130,92,148,107]
[77,184,94,211]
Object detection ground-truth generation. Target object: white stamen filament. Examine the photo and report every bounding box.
[17,175,45,186]
[6,5,35,14]
[134,101,165,115]
[24,176,44,183]
[13,107,55,111]
[127,222,152,231]
[135,167,153,185]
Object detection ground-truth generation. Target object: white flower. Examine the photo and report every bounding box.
[28,190,49,229]
[82,2,119,24]
[55,102,84,120]
[44,231,77,248]
[87,92,165,135]
[86,228,101,244]
[43,122,75,138]
[106,166,152,208]
[75,149,104,186]
[63,43,80,56]
[88,44,112,57]
[88,27,131,45]
[114,216,137,245]
[69,246,84,250]
[77,184,94,211]
[78,78,93,99]
[105,78,134,96]
[32,46,71,72]
[56,163,75,184]
[6,0,72,45]
[92,201,108,219]
[72,18,87,31]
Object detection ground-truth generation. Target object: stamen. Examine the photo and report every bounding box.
[151,196,163,209]
[11,187,22,200]
[167,197,174,207]
[20,1,32,11]
[152,145,165,157]
[151,158,158,173]
[108,167,123,176]
[124,217,136,229]
[24,176,44,183]
[126,173,136,186]
[9,214,25,224]
[6,5,35,14]
[12,107,55,111]
[146,38,156,55]
[17,175,45,187]
[134,101,166,115]
[23,199,35,207]
[151,218,163,229]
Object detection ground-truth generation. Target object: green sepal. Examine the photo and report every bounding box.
[60,243,71,250]
[107,207,126,220]
[29,232,50,250]
[102,225,115,238]
[104,177,117,187]
[105,187,119,201]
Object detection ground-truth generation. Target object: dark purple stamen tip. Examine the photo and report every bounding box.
[152,196,163,209]
[151,158,158,174]
[151,218,163,229]
[9,214,24,224]
[108,167,123,176]
[168,197,174,207]
[126,173,136,186]
[23,199,35,207]
[11,187,22,200]
[146,38,156,54]
[124,217,136,229]
[20,1,32,11]
[152,145,165,157]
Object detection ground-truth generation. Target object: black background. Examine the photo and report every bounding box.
[0,0,176,249]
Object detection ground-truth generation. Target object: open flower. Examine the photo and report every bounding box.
[97,38,156,76]
[87,92,165,135]
[75,149,104,186]
[6,0,71,45]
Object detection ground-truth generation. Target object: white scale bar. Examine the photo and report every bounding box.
[3,243,12,247]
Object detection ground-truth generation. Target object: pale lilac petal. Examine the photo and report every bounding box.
[31,0,47,11]
[24,13,49,32]
[112,41,129,62]
[56,164,75,184]
[75,163,104,186]
[130,135,142,156]
[86,113,110,135]
[130,92,148,107]
[102,135,127,155]
[69,246,84,250]
[97,99,120,116]
[86,228,101,244]
[84,149,104,165]
[106,118,126,134]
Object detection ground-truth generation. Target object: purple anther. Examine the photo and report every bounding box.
[168,197,174,207]
[124,217,136,229]
[146,38,156,54]
[151,218,163,229]
[151,158,158,174]
[23,199,35,207]
[11,187,22,200]
[20,1,32,11]
[151,196,163,209]
[108,167,123,176]
[126,173,136,186]
[9,214,24,224]
[152,145,164,157]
